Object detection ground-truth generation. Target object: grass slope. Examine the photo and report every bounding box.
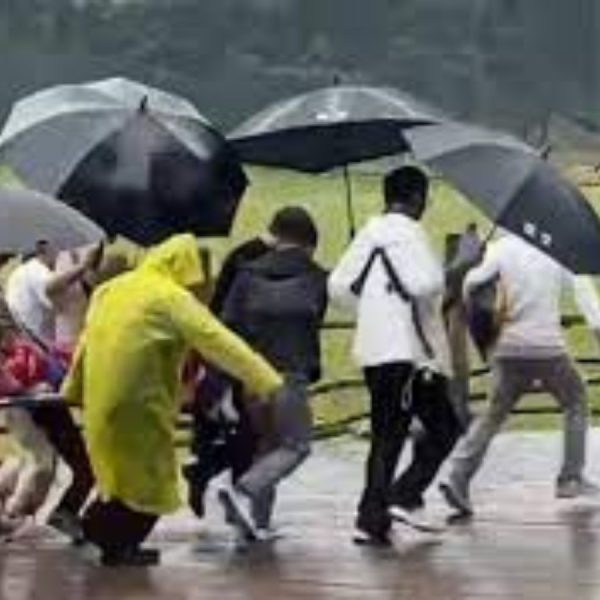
[2,165,600,431]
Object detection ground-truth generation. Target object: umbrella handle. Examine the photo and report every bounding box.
[343,165,357,240]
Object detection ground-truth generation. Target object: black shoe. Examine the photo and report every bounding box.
[101,547,161,567]
[352,527,392,548]
[182,464,208,519]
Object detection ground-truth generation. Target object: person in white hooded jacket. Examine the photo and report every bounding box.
[329,166,462,546]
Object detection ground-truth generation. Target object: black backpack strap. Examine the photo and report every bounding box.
[350,247,383,296]
[350,246,435,360]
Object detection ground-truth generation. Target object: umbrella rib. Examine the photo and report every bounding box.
[365,88,428,119]
[251,95,310,132]
[0,106,129,149]
[51,113,131,193]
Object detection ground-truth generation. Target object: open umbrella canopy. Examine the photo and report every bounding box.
[0,78,247,245]
[229,85,443,172]
[406,123,600,274]
[0,186,104,253]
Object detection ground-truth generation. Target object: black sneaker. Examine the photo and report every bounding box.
[101,547,161,567]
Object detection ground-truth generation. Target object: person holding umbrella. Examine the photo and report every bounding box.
[329,166,462,546]
[62,234,283,566]
[441,232,600,517]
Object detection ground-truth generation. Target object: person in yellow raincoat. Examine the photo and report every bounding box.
[62,234,283,566]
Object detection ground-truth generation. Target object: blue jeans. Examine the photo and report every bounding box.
[236,374,311,528]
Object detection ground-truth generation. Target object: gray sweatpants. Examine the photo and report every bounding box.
[450,354,588,488]
[237,375,311,528]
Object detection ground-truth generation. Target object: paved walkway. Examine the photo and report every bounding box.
[3,431,600,600]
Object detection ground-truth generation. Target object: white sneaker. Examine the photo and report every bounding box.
[388,505,445,533]
[556,478,600,499]
[218,487,258,541]
[255,526,283,543]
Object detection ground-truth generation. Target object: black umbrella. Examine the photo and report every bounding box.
[0,78,247,245]
[230,85,443,236]
[406,123,600,274]
[0,186,104,253]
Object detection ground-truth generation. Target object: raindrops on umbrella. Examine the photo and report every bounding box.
[0,78,247,245]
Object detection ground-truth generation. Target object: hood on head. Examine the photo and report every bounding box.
[140,233,204,288]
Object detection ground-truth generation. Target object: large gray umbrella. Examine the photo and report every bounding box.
[230,85,443,171]
[0,78,247,245]
[0,77,203,194]
[230,84,444,237]
[0,186,105,253]
[406,123,600,274]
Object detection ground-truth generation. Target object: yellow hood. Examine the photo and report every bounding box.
[140,234,204,288]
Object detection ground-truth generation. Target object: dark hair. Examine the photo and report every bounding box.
[269,206,318,248]
[383,166,429,209]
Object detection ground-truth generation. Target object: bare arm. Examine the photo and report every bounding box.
[46,244,103,301]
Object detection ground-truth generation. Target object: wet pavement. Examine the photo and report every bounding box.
[3,431,600,600]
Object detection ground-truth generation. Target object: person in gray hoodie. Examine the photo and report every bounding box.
[218,206,328,542]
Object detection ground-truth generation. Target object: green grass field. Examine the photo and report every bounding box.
[214,166,600,431]
[2,164,600,433]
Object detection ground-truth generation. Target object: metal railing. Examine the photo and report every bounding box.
[307,316,600,436]
[0,315,598,440]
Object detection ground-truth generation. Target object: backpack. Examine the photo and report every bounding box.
[465,274,508,361]
[243,269,324,323]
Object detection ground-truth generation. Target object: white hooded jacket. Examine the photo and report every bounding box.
[329,212,451,374]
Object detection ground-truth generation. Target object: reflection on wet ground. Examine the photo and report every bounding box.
[2,432,600,600]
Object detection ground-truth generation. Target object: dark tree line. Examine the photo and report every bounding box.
[0,0,598,140]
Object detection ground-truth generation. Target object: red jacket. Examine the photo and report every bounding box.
[1,338,49,391]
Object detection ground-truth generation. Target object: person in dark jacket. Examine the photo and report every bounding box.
[218,206,327,542]
[184,209,318,523]
[183,230,275,520]
[209,237,274,316]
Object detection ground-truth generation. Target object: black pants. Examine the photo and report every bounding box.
[28,403,95,516]
[357,362,461,536]
[82,498,158,555]
[185,413,256,517]
[185,378,257,518]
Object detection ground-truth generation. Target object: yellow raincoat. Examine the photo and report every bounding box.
[62,234,283,515]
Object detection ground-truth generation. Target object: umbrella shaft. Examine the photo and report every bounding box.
[343,166,356,239]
